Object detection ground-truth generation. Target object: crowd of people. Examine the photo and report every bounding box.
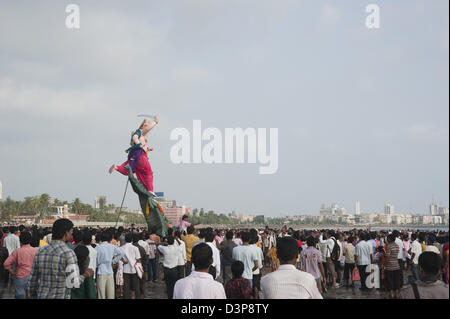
[0,217,448,299]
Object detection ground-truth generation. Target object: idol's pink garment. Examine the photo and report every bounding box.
[117,152,154,192]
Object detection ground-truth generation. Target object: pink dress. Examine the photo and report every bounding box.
[116,152,154,192]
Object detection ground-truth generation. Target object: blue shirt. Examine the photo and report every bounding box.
[95,242,124,275]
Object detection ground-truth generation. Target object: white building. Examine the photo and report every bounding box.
[95,196,107,209]
[55,204,70,217]
[421,215,443,225]
[379,214,392,224]
[403,214,413,224]
[355,201,361,215]
[238,214,255,222]
[320,203,347,216]
[438,206,449,215]
[384,204,395,215]
[430,204,438,215]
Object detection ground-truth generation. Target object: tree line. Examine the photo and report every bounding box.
[0,194,146,224]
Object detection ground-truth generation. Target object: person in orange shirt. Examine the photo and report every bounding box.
[38,229,48,248]
[181,226,199,276]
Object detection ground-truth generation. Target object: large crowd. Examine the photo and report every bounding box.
[0,216,448,299]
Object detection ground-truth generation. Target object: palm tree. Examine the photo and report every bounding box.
[31,196,41,214]
[98,197,106,210]
[39,193,51,217]
[71,198,82,215]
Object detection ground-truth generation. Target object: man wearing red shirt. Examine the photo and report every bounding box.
[3,231,38,299]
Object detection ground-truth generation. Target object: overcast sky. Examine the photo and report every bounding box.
[0,1,448,217]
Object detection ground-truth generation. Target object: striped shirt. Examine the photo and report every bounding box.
[28,240,84,299]
[385,243,400,271]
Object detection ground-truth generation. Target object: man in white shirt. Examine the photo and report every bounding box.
[250,229,264,297]
[260,236,323,299]
[3,226,20,256]
[158,236,182,299]
[82,231,97,280]
[138,234,150,259]
[174,231,187,279]
[232,232,259,289]
[410,233,422,281]
[204,232,221,280]
[120,233,142,299]
[354,233,374,290]
[173,243,226,299]
[319,230,337,288]
[393,230,404,264]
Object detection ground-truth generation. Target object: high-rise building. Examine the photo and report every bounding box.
[430,204,438,215]
[355,201,361,215]
[95,196,107,209]
[438,206,449,215]
[154,193,192,225]
[384,204,394,215]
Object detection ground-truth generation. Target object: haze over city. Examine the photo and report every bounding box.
[0,1,448,217]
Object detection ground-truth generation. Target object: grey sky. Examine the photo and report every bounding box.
[0,1,448,217]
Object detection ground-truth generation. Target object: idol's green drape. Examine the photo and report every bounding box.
[126,165,168,237]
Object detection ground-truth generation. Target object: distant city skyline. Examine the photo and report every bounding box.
[1,182,448,218]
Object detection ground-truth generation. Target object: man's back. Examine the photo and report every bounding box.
[96,242,123,275]
[181,234,199,261]
[206,242,221,276]
[221,240,237,266]
[250,244,264,275]
[232,245,257,280]
[343,243,355,264]
[260,264,323,299]
[28,240,78,299]
[121,243,141,274]
[134,242,147,266]
[174,239,187,265]
[355,240,372,265]
[86,245,97,277]
[301,246,322,279]
[399,280,449,299]
[4,244,38,278]
[138,239,150,256]
[173,271,226,299]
